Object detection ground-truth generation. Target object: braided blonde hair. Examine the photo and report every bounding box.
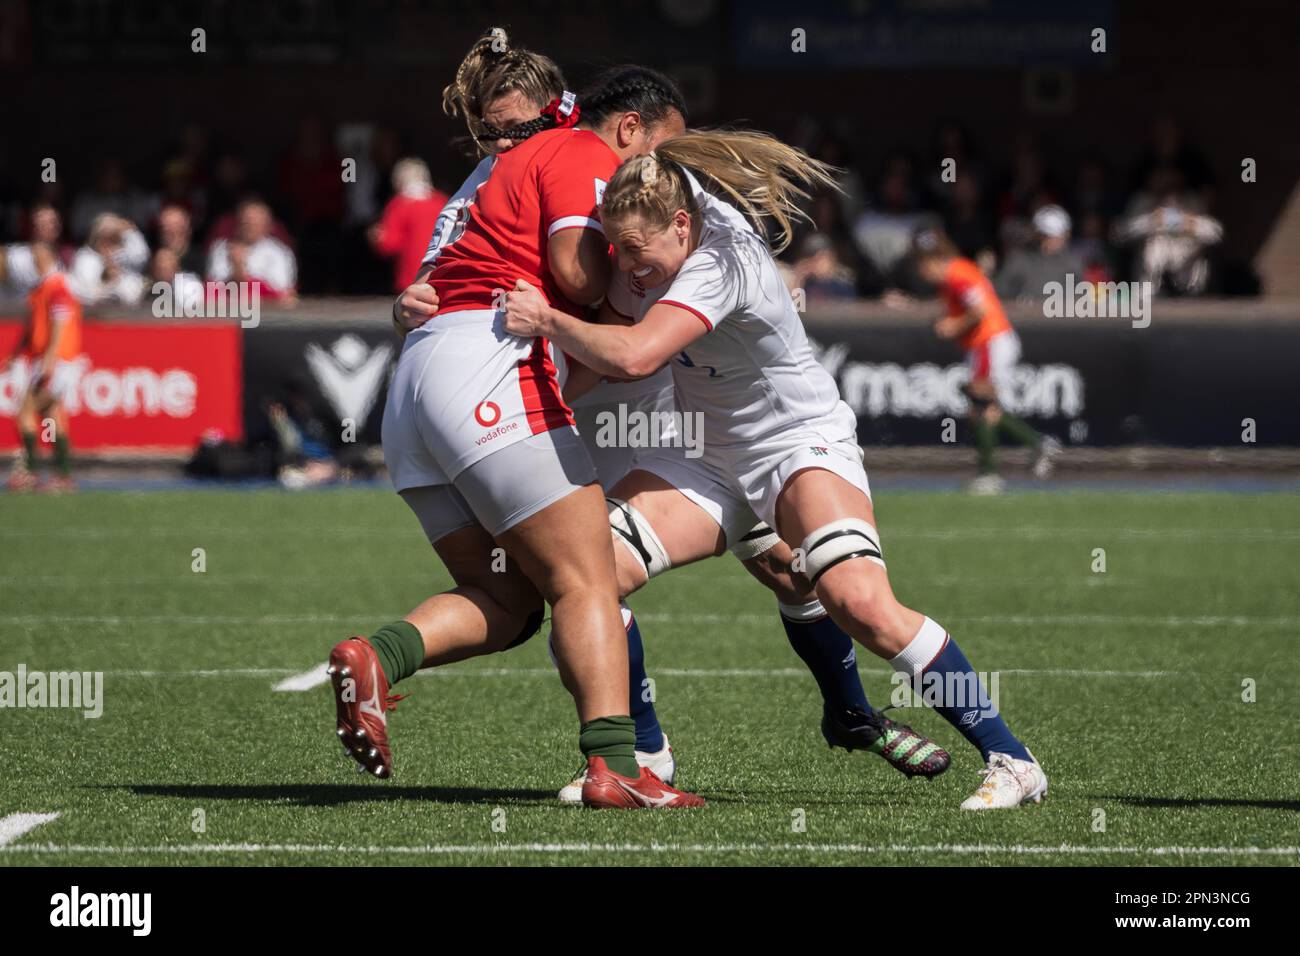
[601,130,838,253]
[441,28,565,152]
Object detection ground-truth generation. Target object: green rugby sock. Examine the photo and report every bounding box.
[367,621,425,686]
[53,434,71,477]
[580,715,639,778]
[20,430,37,470]
[973,419,997,475]
[998,413,1041,449]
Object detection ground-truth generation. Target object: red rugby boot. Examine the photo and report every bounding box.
[327,637,404,778]
[581,756,706,809]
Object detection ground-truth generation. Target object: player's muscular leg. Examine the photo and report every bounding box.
[607,469,725,598]
[775,468,924,658]
[400,523,544,668]
[740,540,817,606]
[497,483,629,723]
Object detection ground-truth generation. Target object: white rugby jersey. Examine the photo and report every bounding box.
[607,170,848,449]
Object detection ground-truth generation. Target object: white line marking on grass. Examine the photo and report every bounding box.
[0,813,60,846]
[1,841,1295,859]
[272,663,331,692]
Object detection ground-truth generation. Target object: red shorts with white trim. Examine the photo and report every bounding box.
[382,308,574,491]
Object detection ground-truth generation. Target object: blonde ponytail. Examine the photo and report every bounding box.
[602,130,839,253]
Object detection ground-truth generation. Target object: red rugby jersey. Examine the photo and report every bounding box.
[430,127,618,318]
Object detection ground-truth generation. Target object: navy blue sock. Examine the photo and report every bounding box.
[780,602,871,713]
[909,619,1030,762]
[624,607,665,753]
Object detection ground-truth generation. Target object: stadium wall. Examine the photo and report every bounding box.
[2,303,1298,456]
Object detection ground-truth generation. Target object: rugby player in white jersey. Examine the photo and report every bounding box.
[389,32,950,802]
[502,131,1049,809]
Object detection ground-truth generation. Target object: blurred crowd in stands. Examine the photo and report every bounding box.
[0,118,448,309]
[785,115,1235,305]
[0,113,1243,311]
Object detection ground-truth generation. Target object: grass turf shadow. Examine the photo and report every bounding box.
[1090,794,1300,812]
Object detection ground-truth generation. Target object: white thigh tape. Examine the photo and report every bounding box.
[800,518,884,585]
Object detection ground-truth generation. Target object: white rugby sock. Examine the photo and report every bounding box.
[889,615,949,677]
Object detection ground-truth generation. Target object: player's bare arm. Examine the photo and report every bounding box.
[935,300,984,340]
[547,227,612,306]
[392,266,439,336]
[503,279,702,379]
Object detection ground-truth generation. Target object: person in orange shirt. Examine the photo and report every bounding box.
[915,230,1059,493]
[4,242,82,492]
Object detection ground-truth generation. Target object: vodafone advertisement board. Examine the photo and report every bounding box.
[0,320,242,454]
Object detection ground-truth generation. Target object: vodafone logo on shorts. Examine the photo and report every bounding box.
[474,401,501,427]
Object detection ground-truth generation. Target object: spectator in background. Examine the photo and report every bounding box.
[155,204,204,275]
[149,247,205,314]
[204,192,294,250]
[71,213,148,306]
[2,204,75,296]
[995,204,1086,302]
[278,116,344,293]
[367,158,448,292]
[1113,167,1222,295]
[207,199,297,303]
[852,167,938,293]
[789,232,858,303]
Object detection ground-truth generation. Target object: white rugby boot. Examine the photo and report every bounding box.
[968,474,1007,496]
[960,750,1048,810]
[558,735,675,804]
[1032,436,1063,479]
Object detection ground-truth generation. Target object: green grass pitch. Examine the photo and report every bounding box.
[2,487,1297,866]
